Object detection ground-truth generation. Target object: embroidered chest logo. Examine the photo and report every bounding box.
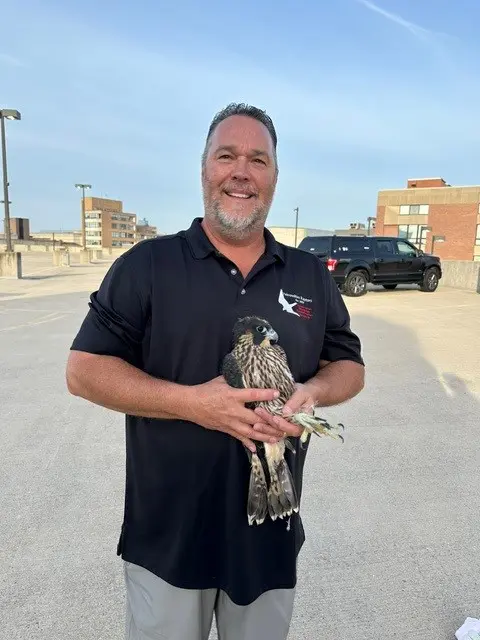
[278,289,313,320]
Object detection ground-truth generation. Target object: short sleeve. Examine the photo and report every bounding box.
[319,267,364,366]
[70,243,151,366]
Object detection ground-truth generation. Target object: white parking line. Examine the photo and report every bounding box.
[0,312,67,332]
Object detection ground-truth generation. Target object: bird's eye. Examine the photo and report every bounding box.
[256,326,267,333]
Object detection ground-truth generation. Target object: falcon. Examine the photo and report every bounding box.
[221,315,344,526]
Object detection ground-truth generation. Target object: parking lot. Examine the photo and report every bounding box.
[1,252,479,640]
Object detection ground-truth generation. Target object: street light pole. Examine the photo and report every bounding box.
[75,183,91,249]
[1,109,21,252]
[294,207,299,247]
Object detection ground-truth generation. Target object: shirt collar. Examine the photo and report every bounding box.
[184,217,286,263]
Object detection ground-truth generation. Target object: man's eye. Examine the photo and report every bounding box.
[218,154,232,160]
[253,158,266,165]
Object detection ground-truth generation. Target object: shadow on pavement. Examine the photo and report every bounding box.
[293,314,479,640]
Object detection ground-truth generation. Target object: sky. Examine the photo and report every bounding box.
[1,0,480,235]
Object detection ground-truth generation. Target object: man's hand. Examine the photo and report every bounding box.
[251,360,364,440]
[253,382,317,439]
[184,376,285,452]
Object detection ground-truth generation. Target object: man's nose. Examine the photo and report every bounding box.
[231,157,250,180]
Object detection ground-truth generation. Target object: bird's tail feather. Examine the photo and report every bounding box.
[267,459,299,521]
[247,452,268,526]
[291,412,345,444]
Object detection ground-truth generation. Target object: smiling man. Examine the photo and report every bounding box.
[66,103,365,640]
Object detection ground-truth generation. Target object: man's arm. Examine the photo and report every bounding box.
[66,350,191,420]
[66,350,283,451]
[302,358,365,408]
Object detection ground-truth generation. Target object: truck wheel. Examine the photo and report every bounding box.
[420,267,439,292]
[344,270,368,297]
[383,284,397,290]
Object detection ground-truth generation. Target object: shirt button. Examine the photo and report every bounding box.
[241,288,246,295]
[231,268,237,275]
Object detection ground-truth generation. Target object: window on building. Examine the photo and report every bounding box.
[476,224,480,246]
[399,204,429,215]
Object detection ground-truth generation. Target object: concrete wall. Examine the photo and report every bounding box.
[268,226,333,248]
[0,252,22,278]
[439,260,480,293]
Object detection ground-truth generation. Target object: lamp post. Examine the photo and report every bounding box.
[75,183,91,249]
[1,109,21,252]
[294,207,299,247]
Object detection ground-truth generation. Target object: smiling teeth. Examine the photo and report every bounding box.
[228,193,250,198]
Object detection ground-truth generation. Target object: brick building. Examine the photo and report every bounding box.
[83,197,136,249]
[0,217,30,241]
[136,218,158,242]
[376,178,480,261]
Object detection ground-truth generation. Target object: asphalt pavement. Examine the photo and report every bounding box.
[1,253,479,640]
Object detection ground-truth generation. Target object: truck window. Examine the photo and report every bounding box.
[298,237,332,254]
[376,239,394,255]
[332,237,372,254]
[396,240,417,257]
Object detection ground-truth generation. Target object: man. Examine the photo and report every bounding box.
[66,103,364,640]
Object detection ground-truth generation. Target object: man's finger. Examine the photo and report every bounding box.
[282,392,312,417]
[224,428,256,453]
[253,422,284,438]
[232,421,282,445]
[255,408,303,438]
[234,387,280,402]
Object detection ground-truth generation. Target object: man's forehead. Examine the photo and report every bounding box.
[209,115,274,151]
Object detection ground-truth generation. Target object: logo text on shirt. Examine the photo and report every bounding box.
[278,289,313,320]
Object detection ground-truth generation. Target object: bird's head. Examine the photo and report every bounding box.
[232,316,279,347]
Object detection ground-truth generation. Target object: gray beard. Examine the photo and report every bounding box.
[205,200,269,241]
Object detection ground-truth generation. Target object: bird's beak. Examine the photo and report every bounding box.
[267,329,278,343]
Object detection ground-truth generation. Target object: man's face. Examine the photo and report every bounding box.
[202,115,278,240]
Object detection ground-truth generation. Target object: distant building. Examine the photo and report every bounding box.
[10,217,30,240]
[334,221,377,236]
[0,217,31,241]
[267,226,333,248]
[83,197,136,249]
[31,230,81,245]
[376,177,480,260]
[136,218,158,241]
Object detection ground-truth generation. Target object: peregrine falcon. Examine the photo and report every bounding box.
[221,316,344,526]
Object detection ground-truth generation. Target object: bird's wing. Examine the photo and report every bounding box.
[278,289,287,307]
[221,352,245,390]
[272,344,289,367]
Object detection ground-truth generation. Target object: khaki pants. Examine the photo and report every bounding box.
[124,561,295,640]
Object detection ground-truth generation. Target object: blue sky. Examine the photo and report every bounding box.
[1,0,479,235]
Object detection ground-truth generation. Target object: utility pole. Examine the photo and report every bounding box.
[294,207,299,247]
[1,109,21,253]
[75,183,91,249]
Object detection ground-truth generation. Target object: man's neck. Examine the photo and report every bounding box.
[201,218,266,277]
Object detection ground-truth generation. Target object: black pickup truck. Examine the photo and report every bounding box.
[298,235,442,297]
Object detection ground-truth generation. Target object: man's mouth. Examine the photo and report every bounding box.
[224,190,255,199]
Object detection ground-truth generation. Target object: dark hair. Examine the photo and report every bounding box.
[202,103,278,165]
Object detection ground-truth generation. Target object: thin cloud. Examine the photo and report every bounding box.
[0,53,25,67]
[356,0,443,41]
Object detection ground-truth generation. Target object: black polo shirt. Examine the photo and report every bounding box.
[70,217,363,606]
